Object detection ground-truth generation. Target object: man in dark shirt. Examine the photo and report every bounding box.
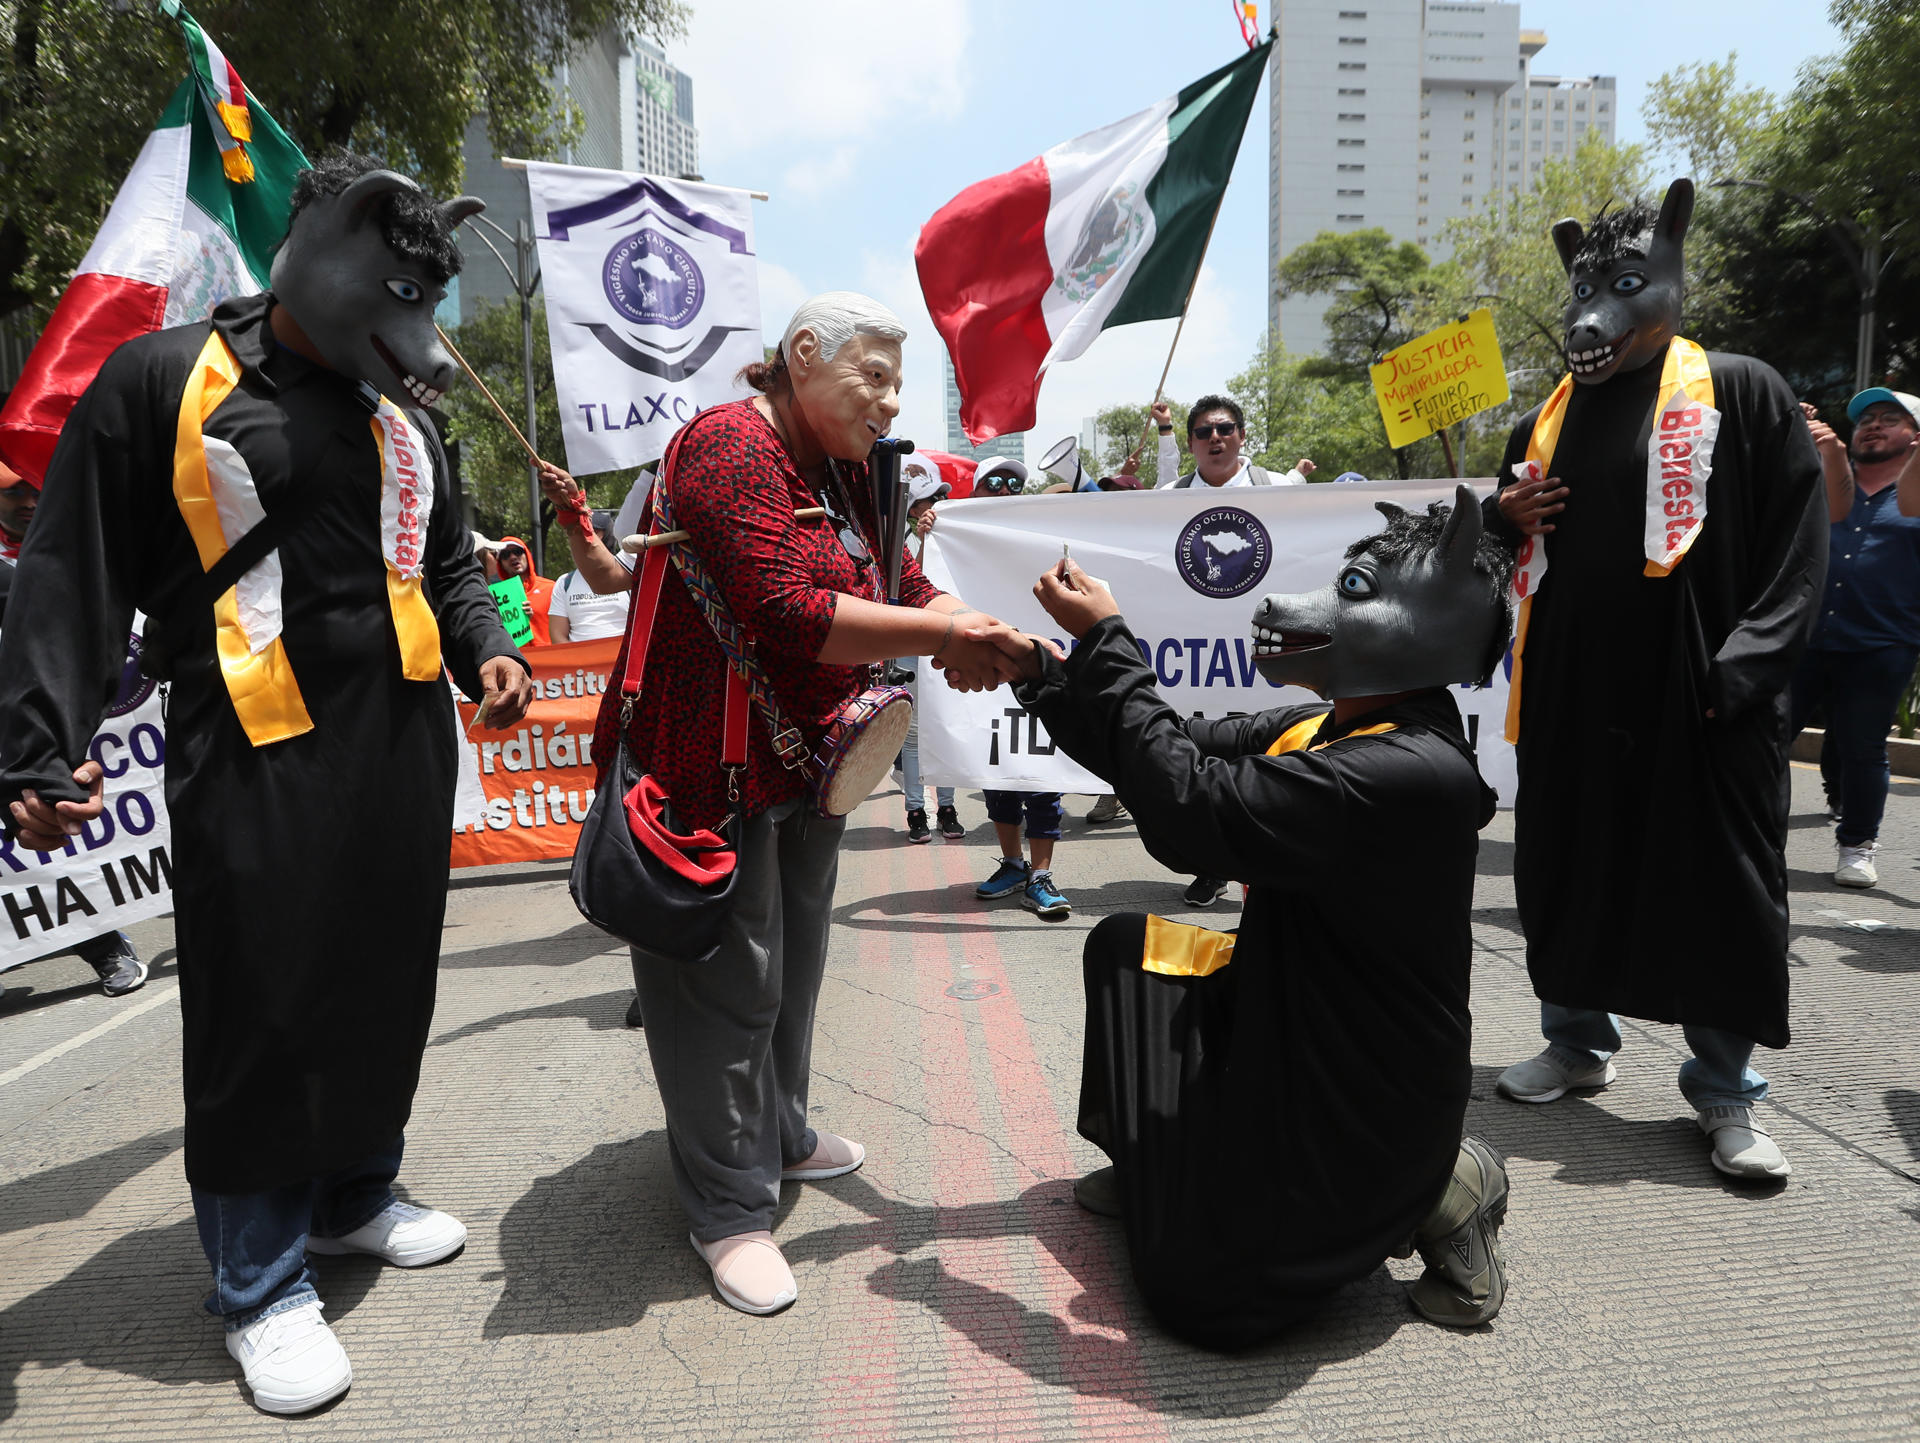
[1789,389,1920,888]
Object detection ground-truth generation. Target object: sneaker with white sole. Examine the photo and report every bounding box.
[1408,1136,1510,1327]
[226,1300,352,1415]
[691,1231,797,1315]
[1495,1047,1617,1104]
[782,1130,866,1181]
[1087,795,1130,824]
[1835,841,1878,888]
[1699,1104,1791,1179]
[306,1201,466,1268]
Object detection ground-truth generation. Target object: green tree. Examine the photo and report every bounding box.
[1228,338,1449,481]
[1091,401,1186,486]
[1642,54,1779,180]
[1276,229,1451,380]
[440,297,640,567]
[0,0,684,323]
[1433,133,1653,471]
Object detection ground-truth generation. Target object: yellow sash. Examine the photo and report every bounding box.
[1503,337,1716,742]
[1140,714,1400,978]
[173,331,443,746]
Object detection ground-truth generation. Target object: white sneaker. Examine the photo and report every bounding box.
[1495,1046,1617,1103]
[225,1300,352,1415]
[1835,841,1878,888]
[306,1201,467,1268]
[1699,1104,1791,1179]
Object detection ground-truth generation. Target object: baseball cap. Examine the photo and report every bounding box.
[975,459,1030,494]
[1333,471,1369,484]
[1846,388,1920,425]
[902,455,951,506]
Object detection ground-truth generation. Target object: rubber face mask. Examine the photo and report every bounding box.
[1553,178,1693,387]
[1250,483,1500,698]
[269,168,483,406]
[789,332,903,464]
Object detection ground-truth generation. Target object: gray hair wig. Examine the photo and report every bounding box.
[779,290,907,365]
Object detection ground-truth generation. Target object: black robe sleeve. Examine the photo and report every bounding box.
[1707,367,1827,722]
[0,341,172,810]
[415,414,525,699]
[1017,616,1399,889]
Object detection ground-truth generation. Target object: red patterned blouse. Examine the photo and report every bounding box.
[591,400,942,831]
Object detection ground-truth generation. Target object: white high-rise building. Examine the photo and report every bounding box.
[1268,2,1614,352]
[455,26,702,324]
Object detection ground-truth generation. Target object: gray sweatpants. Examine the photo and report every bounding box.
[634,796,846,1241]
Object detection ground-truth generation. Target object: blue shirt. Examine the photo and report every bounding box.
[1812,481,1920,651]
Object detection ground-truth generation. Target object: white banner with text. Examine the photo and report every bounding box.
[915,482,1515,803]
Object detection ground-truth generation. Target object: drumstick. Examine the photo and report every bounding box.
[624,508,828,553]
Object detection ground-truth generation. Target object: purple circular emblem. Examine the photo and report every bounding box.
[1175,506,1272,599]
[107,632,157,718]
[603,227,704,330]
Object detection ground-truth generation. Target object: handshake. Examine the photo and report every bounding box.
[930,559,1119,692]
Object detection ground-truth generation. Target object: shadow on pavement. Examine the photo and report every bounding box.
[429,988,633,1049]
[834,881,1230,935]
[1884,1089,1920,1170]
[1462,1070,1781,1195]
[438,921,625,970]
[0,1127,183,1236]
[487,1138,1405,1417]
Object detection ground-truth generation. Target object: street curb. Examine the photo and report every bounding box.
[1794,726,1920,777]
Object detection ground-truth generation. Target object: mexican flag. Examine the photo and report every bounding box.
[916,42,1269,446]
[0,9,307,485]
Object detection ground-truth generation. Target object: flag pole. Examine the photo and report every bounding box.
[1128,200,1228,471]
[437,326,543,466]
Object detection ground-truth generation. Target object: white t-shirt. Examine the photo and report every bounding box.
[1154,434,1305,488]
[547,569,632,641]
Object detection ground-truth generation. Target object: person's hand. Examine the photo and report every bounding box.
[1033,559,1120,638]
[1801,404,1847,464]
[1497,472,1569,535]
[9,760,104,852]
[1118,452,1140,477]
[913,508,936,539]
[478,655,535,730]
[1150,401,1174,431]
[984,630,1064,683]
[538,461,589,513]
[930,615,1027,692]
[1296,457,1317,476]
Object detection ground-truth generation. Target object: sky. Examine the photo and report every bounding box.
[671,0,1843,466]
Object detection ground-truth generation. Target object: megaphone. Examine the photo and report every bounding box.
[1039,435,1088,491]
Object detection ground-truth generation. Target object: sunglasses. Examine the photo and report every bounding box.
[979,477,1022,494]
[1190,422,1241,440]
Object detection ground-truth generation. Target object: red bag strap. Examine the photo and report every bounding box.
[616,420,752,793]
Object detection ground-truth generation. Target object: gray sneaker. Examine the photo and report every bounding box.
[1495,1046,1616,1104]
[1699,1105,1791,1180]
[1086,795,1129,824]
[1408,1136,1509,1327]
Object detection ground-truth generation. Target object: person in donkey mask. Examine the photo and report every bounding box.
[999,487,1514,1348]
[1484,180,1826,1180]
[0,153,532,1414]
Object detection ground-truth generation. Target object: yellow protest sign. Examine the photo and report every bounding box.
[1370,308,1510,449]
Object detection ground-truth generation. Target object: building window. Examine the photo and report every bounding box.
[1419,129,1430,140]
[1336,213,1365,222]
[1337,188,1365,197]
[1338,36,1367,45]
[1340,113,1368,122]
[1417,193,1429,205]
[1418,171,1430,182]
[1420,108,1431,119]
[1339,62,1367,70]
[1463,151,1474,161]
[1339,87,1367,96]
[1337,163,1366,172]
[1337,138,1366,147]
[1598,101,1609,112]
[1531,118,1543,130]
[1530,141,1542,151]
[1338,8,1367,15]
[1554,98,1566,109]
[1464,108,1476,118]
[1463,129,1475,139]
[1531,98,1543,109]
[1553,119,1565,131]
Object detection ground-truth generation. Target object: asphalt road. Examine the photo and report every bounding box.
[3,762,1918,1441]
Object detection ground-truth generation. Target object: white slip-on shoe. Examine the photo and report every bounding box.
[781,1131,866,1181]
[1495,1046,1617,1104]
[1835,841,1879,888]
[225,1300,352,1415]
[1699,1105,1792,1179]
[691,1231,797,1315]
[306,1201,467,1267]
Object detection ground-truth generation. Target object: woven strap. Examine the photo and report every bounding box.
[653,424,816,774]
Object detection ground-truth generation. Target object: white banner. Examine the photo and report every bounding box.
[527,163,761,474]
[916,482,1516,804]
[0,675,174,972]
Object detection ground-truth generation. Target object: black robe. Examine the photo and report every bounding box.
[1017,619,1495,1349]
[0,295,522,1193]
[1486,353,1825,1050]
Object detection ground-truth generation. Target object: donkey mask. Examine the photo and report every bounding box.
[269,169,484,408]
[1249,483,1507,698]
[1552,178,1694,388]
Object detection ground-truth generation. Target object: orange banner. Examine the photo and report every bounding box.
[451,635,621,868]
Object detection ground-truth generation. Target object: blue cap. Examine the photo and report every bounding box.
[1846,388,1920,425]
[1332,471,1369,484]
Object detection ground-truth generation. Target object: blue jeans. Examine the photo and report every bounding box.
[1542,1005,1766,1111]
[191,1135,405,1330]
[1789,643,1919,847]
[899,705,954,814]
[983,790,1064,840]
